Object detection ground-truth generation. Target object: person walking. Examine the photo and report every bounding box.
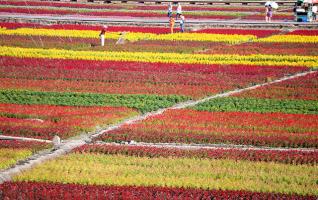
[169,16,175,33]
[176,3,182,20]
[167,2,173,17]
[265,5,273,22]
[180,15,185,32]
[99,25,107,46]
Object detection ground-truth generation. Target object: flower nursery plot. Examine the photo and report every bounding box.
[6,145,318,197]
[0,140,51,170]
[0,10,317,199]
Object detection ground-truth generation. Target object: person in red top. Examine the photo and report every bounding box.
[99,25,107,46]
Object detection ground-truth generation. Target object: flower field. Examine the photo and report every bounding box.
[0,2,317,198]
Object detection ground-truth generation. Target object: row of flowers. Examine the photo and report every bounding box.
[1,46,316,67]
[0,103,137,139]
[1,182,315,199]
[12,153,318,195]
[234,72,318,100]
[0,7,242,19]
[193,97,318,114]
[0,22,281,36]
[1,26,317,44]
[0,57,306,98]
[0,0,266,12]
[98,109,318,148]
[74,144,318,165]
[0,148,32,170]
[0,90,189,113]
[0,140,51,151]
[0,28,257,43]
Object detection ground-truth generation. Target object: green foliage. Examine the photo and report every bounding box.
[0,90,189,113]
[193,97,318,114]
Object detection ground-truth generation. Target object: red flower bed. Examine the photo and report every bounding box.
[234,72,318,100]
[201,42,318,56]
[286,30,318,36]
[192,28,280,37]
[98,109,318,148]
[0,140,51,151]
[0,181,315,199]
[0,0,123,9]
[135,5,264,12]
[0,103,136,140]
[74,144,318,165]
[0,56,307,98]
[0,7,236,19]
[241,14,294,20]
[0,22,171,33]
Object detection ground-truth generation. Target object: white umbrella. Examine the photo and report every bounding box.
[270,2,279,9]
[265,1,272,6]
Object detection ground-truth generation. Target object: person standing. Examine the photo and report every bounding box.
[167,2,173,17]
[180,15,185,32]
[169,17,175,33]
[99,25,107,46]
[176,3,182,20]
[265,5,273,22]
[312,5,317,21]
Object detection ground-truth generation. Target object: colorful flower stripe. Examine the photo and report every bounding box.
[0,148,32,170]
[234,72,318,100]
[1,46,317,67]
[0,0,124,9]
[286,30,318,36]
[0,140,51,152]
[135,5,265,12]
[241,14,294,20]
[0,0,265,12]
[256,35,318,43]
[0,103,137,139]
[0,28,256,43]
[0,22,174,34]
[75,144,318,165]
[0,7,239,19]
[13,153,318,195]
[193,28,280,37]
[1,182,315,200]
[0,56,306,99]
[0,78,224,99]
[0,22,285,37]
[201,42,318,56]
[98,109,318,148]
[0,90,189,113]
[194,97,318,114]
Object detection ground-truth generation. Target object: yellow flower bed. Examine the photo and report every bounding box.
[0,46,317,67]
[14,153,318,195]
[255,35,318,43]
[0,148,32,170]
[0,28,255,44]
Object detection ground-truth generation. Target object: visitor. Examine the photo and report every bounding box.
[176,3,182,20]
[167,2,173,18]
[180,15,185,32]
[265,5,273,22]
[169,17,175,33]
[312,5,317,21]
[99,25,107,46]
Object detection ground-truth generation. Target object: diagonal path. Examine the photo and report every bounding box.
[0,69,316,184]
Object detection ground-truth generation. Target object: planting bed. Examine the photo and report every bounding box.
[0,2,317,198]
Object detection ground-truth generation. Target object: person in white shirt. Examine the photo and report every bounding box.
[176,3,182,20]
[167,2,173,17]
